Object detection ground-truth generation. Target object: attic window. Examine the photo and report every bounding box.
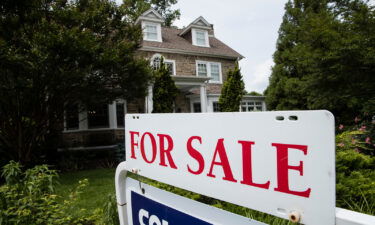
[192,28,209,47]
[142,21,162,42]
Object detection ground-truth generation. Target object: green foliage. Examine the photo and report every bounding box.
[121,0,180,27]
[0,161,96,224]
[219,63,245,112]
[92,194,120,225]
[336,122,375,215]
[0,0,151,164]
[152,57,179,113]
[247,91,263,96]
[265,0,375,123]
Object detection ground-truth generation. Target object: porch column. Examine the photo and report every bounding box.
[145,84,153,113]
[78,109,88,130]
[200,84,207,113]
[109,101,117,129]
[262,101,267,111]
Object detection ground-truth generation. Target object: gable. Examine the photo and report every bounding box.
[144,11,160,19]
[135,8,164,24]
[179,16,212,36]
[195,21,206,26]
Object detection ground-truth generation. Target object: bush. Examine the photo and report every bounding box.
[0,161,97,225]
[336,122,375,215]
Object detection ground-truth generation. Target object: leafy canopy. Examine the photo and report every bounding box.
[265,0,375,123]
[121,0,180,27]
[0,0,151,164]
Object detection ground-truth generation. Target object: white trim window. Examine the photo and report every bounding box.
[142,21,162,42]
[164,59,176,75]
[196,61,222,83]
[192,28,209,47]
[240,101,263,112]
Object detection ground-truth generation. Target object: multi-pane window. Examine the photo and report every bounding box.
[152,57,161,70]
[213,102,220,112]
[116,103,125,128]
[193,102,201,113]
[241,101,263,112]
[196,30,206,46]
[193,29,208,47]
[66,104,79,130]
[196,61,221,83]
[164,61,175,75]
[144,24,158,41]
[197,63,207,76]
[87,104,109,128]
[210,63,220,82]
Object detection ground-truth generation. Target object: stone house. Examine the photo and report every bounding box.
[61,9,266,150]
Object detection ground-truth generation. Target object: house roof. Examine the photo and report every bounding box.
[140,27,244,60]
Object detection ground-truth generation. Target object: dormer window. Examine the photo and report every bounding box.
[142,21,162,42]
[192,28,209,47]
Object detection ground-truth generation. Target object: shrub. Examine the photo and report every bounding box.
[336,124,375,215]
[0,161,96,224]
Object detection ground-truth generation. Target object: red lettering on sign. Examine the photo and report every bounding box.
[158,134,177,169]
[129,131,139,159]
[140,132,157,164]
[238,140,270,189]
[186,136,205,175]
[207,139,237,183]
[272,143,311,198]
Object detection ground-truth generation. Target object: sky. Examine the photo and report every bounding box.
[171,0,288,93]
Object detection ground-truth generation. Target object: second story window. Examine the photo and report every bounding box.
[164,60,176,75]
[152,56,161,70]
[196,61,222,83]
[210,63,220,82]
[197,63,207,76]
[192,28,209,47]
[142,22,162,42]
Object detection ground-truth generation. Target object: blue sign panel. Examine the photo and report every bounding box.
[131,191,213,225]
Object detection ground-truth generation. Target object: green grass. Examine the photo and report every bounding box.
[56,168,116,215]
[56,168,292,224]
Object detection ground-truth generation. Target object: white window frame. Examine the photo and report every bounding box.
[192,28,209,47]
[164,59,176,75]
[195,60,222,84]
[142,21,162,42]
[240,101,264,112]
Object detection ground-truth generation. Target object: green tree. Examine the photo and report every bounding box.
[121,0,180,27]
[265,0,375,123]
[248,91,263,96]
[152,57,179,113]
[219,63,245,112]
[0,0,151,164]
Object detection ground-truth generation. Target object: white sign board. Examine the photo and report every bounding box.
[124,111,335,224]
[126,177,265,225]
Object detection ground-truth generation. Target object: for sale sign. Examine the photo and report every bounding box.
[124,111,335,224]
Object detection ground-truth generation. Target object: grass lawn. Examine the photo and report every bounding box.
[55,168,291,225]
[56,168,116,215]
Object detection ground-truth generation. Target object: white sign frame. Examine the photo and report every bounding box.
[124,176,265,225]
[121,111,336,224]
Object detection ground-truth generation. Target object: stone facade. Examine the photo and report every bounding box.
[138,51,237,95]
[139,51,236,78]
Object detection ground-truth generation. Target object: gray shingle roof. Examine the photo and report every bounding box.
[141,27,244,59]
